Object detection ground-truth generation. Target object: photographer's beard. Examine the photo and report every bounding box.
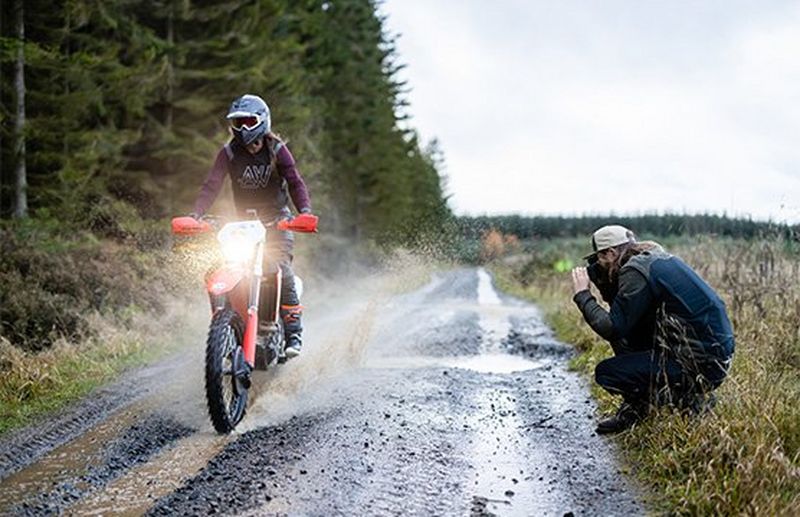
[597,253,620,285]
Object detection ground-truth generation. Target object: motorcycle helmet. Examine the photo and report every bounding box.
[226,94,271,146]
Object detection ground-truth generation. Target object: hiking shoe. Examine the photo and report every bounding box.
[285,334,302,358]
[596,402,645,435]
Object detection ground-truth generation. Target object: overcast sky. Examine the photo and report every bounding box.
[381,1,800,223]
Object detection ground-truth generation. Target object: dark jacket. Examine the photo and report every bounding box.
[574,250,735,359]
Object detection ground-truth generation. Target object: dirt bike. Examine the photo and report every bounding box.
[171,211,318,433]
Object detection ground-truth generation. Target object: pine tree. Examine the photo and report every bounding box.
[296,0,449,241]
[0,0,450,242]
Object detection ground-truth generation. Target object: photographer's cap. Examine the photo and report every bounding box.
[584,225,636,259]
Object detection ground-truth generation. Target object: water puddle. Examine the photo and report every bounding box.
[477,267,513,354]
[366,353,542,374]
[451,353,540,374]
[477,267,502,305]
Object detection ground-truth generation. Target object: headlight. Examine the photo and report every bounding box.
[216,221,265,264]
[220,237,254,263]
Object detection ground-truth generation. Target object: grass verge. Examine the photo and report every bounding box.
[0,300,204,436]
[492,236,800,514]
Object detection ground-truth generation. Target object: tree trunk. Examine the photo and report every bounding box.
[165,3,174,131]
[0,2,4,217]
[13,0,27,219]
[164,1,176,214]
[63,8,70,155]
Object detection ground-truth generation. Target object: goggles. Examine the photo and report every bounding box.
[228,113,264,131]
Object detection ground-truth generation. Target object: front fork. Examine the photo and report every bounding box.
[241,240,283,367]
[242,240,264,367]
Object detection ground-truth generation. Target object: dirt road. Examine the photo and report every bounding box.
[0,268,642,516]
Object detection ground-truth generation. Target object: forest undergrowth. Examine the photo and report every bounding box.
[0,216,204,434]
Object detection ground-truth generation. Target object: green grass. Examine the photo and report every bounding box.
[492,236,800,515]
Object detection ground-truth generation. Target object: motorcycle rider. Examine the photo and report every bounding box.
[191,94,313,358]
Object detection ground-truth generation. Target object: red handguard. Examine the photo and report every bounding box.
[171,216,212,236]
[277,213,318,233]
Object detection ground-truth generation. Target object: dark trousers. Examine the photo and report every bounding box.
[261,229,302,338]
[596,351,685,405]
[596,310,730,407]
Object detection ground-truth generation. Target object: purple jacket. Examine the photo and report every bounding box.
[193,138,311,218]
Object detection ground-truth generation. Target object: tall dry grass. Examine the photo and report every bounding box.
[494,237,800,515]
[0,297,210,435]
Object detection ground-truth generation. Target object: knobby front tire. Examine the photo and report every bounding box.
[205,308,248,434]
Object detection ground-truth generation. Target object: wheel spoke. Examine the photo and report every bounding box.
[222,328,236,357]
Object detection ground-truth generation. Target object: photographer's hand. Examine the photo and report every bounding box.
[571,267,591,295]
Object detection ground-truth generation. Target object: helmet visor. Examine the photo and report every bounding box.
[229,115,262,131]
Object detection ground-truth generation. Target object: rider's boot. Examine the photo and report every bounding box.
[285,333,302,358]
[281,304,303,358]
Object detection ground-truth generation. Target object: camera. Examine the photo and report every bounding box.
[586,255,602,285]
[586,255,617,303]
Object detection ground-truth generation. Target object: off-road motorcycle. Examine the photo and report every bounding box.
[171,211,318,433]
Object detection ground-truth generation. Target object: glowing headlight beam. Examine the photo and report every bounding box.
[220,237,256,263]
[216,221,266,265]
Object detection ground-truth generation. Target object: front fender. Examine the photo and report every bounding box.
[206,267,246,296]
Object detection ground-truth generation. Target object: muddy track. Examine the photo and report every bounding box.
[0,357,185,481]
[0,268,644,516]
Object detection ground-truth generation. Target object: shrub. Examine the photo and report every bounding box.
[0,221,184,352]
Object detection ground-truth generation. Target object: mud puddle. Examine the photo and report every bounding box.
[4,413,193,515]
[0,400,152,513]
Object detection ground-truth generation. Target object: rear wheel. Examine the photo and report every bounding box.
[205,308,248,433]
[256,319,285,368]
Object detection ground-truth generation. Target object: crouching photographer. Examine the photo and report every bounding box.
[571,225,735,434]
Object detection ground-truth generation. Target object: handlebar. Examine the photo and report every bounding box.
[277,213,319,233]
[171,216,213,235]
[171,213,318,236]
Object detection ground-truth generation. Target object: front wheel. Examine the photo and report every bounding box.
[205,308,248,433]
